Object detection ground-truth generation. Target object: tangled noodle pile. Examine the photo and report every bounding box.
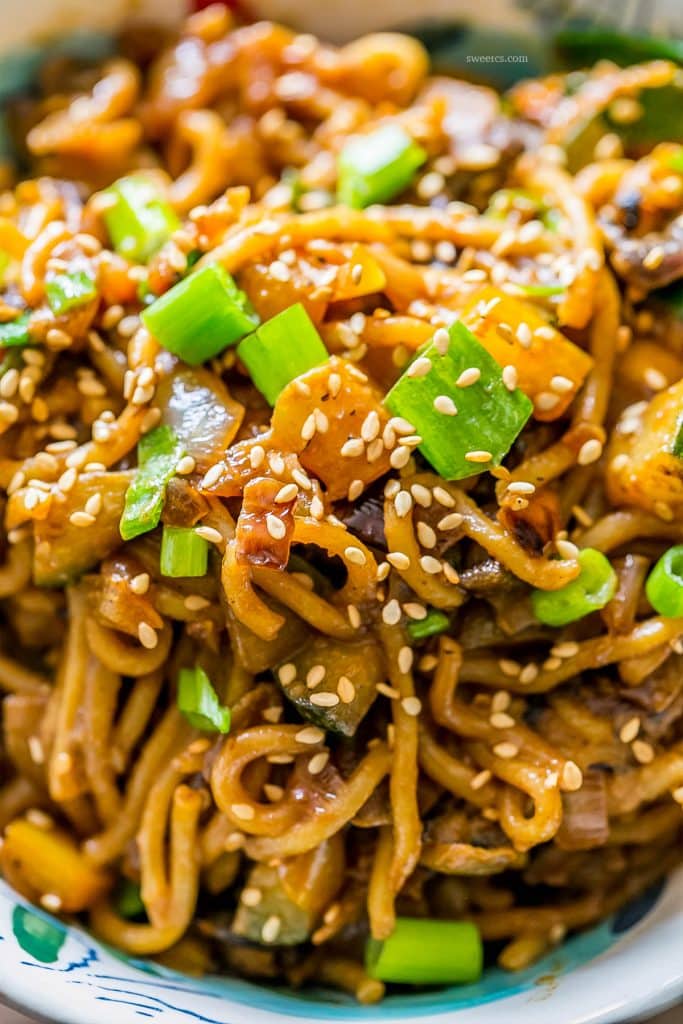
[0,4,681,1001]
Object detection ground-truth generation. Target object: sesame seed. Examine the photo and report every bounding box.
[382,599,402,625]
[361,410,380,442]
[632,739,654,764]
[490,711,515,729]
[377,682,400,699]
[337,676,356,703]
[84,493,102,517]
[224,831,246,851]
[407,356,432,378]
[394,490,413,517]
[138,622,158,649]
[314,408,328,433]
[507,481,535,495]
[366,438,384,462]
[433,328,450,355]
[308,751,330,774]
[346,479,363,502]
[247,446,265,471]
[261,915,281,944]
[275,483,298,503]
[536,392,560,412]
[443,562,460,584]
[266,514,286,540]
[493,742,519,759]
[560,760,583,791]
[262,706,283,723]
[644,367,667,391]
[301,413,317,441]
[28,735,45,764]
[420,555,442,574]
[195,526,223,545]
[434,394,458,416]
[401,696,422,716]
[519,663,538,684]
[130,572,150,595]
[471,769,492,790]
[556,539,579,560]
[175,455,196,476]
[389,417,417,435]
[491,690,511,712]
[310,691,340,707]
[410,484,432,507]
[295,725,325,744]
[231,802,256,821]
[502,365,518,391]
[185,594,210,611]
[310,496,324,519]
[577,438,603,466]
[672,785,683,805]
[550,375,574,394]
[278,663,297,686]
[619,717,640,744]
[456,367,481,388]
[345,546,366,566]
[416,522,436,549]
[433,486,455,508]
[465,450,493,463]
[202,464,224,488]
[40,894,63,913]
[69,511,95,527]
[376,562,390,581]
[516,323,532,348]
[341,437,365,458]
[390,445,412,470]
[543,656,562,671]
[387,551,411,570]
[403,602,427,620]
[398,646,413,674]
[306,664,326,689]
[241,887,262,907]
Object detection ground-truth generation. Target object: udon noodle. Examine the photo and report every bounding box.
[0,6,681,1002]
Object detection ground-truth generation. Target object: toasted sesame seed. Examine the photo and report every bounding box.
[231,801,256,822]
[130,572,150,595]
[347,479,364,501]
[310,691,340,707]
[224,831,246,851]
[301,413,317,441]
[644,367,667,391]
[403,602,427,620]
[456,367,481,388]
[202,464,224,488]
[443,562,460,584]
[308,751,330,774]
[551,641,579,658]
[275,483,298,503]
[471,769,492,790]
[69,511,95,527]
[185,594,210,611]
[556,539,579,560]
[407,356,433,379]
[195,525,223,546]
[501,365,518,391]
[262,706,283,723]
[241,887,262,907]
[382,599,402,625]
[632,739,654,764]
[560,760,583,791]
[361,410,380,442]
[672,785,683,805]
[337,676,356,703]
[433,486,455,508]
[387,551,411,570]
[490,711,515,729]
[296,725,325,744]
[278,663,297,686]
[536,392,561,412]
[266,514,286,540]
[341,437,365,458]
[344,546,366,566]
[493,742,519,759]
[507,481,535,495]
[401,696,422,717]
[138,622,158,649]
[433,394,458,416]
[619,717,640,744]
[398,646,413,674]
[377,682,400,699]
[416,521,437,549]
[578,438,603,465]
[420,555,442,574]
[410,484,432,508]
[306,664,326,689]
[550,375,574,395]
[491,690,511,712]
[261,915,281,944]
[394,490,413,517]
[84,493,102,517]
[519,663,538,684]
[389,416,417,436]
[390,445,412,469]
[465,450,493,463]
[543,656,562,671]
[433,327,450,355]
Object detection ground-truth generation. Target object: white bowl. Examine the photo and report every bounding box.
[0,3,681,1023]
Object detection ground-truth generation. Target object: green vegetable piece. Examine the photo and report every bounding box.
[366,917,483,985]
[407,609,450,641]
[142,262,258,365]
[177,666,231,733]
[338,124,427,209]
[160,525,209,578]
[532,548,617,627]
[12,905,66,964]
[556,27,683,68]
[114,879,146,920]
[103,175,180,263]
[385,321,533,480]
[237,303,328,404]
[516,282,565,297]
[645,545,683,617]
[46,270,97,316]
[120,425,183,541]
[232,864,312,946]
[0,311,31,348]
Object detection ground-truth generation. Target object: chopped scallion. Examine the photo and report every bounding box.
[45,270,97,316]
[366,917,483,985]
[407,609,450,641]
[160,525,209,578]
[142,262,258,365]
[103,175,180,263]
[0,311,31,348]
[237,303,328,404]
[119,425,183,541]
[516,282,565,297]
[338,124,426,209]
[645,544,683,617]
[178,666,231,733]
[114,879,145,920]
[532,548,617,626]
[385,321,533,479]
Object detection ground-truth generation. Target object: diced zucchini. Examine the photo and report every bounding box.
[276,634,383,736]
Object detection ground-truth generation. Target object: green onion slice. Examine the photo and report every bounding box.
[160,525,209,578]
[385,321,533,480]
[45,270,97,316]
[0,311,31,348]
[645,544,683,617]
[142,262,258,366]
[365,918,483,985]
[237,303,328,404]
[337,124,426,209]
[114,879,145,919]
[407,609,450,641]
[119,425,183,541]
[532,548,617,627]
[178,666,231,733]
[103,175,180,263]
